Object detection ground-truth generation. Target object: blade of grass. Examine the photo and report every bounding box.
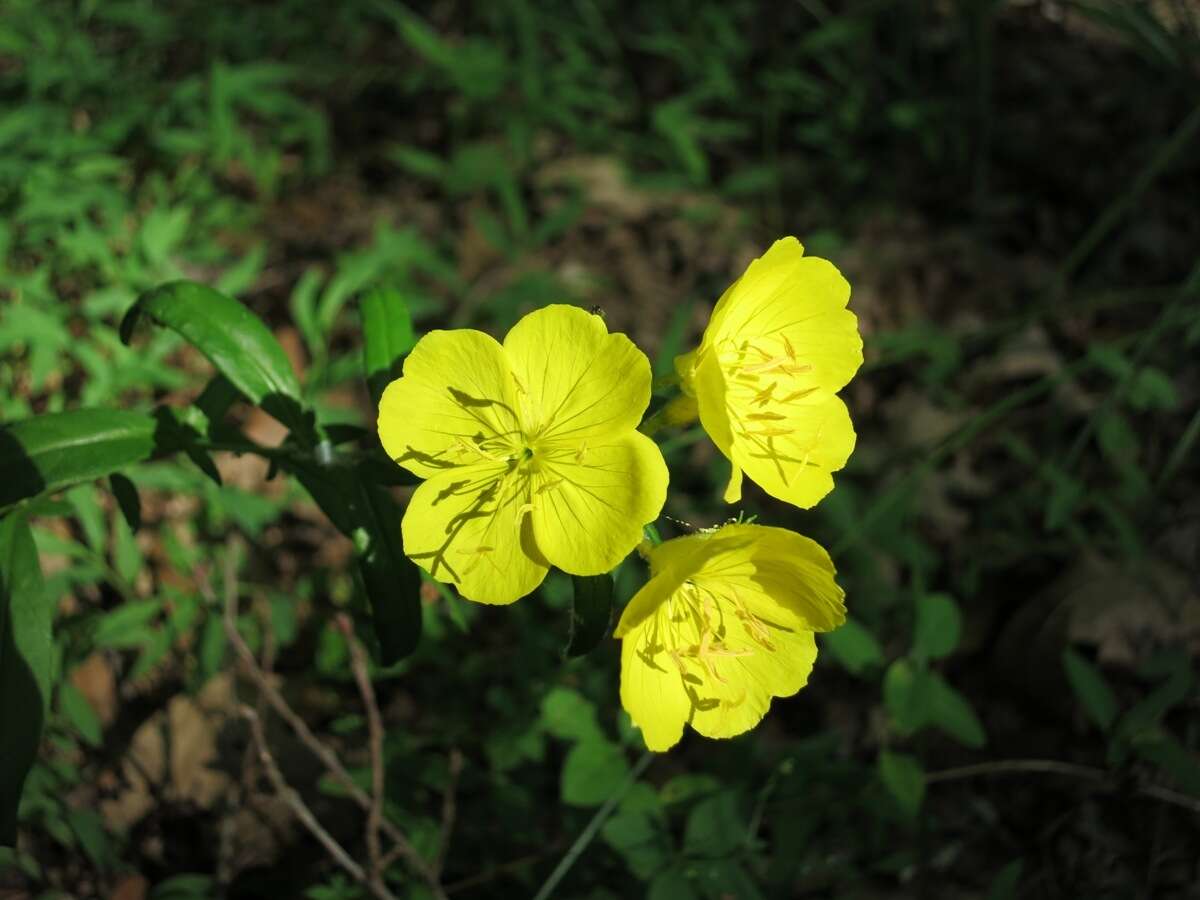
[531,750,654,900]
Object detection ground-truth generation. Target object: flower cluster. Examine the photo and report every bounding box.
[377,237,862,751]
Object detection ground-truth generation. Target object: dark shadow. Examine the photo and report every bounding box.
[0,427,46,511]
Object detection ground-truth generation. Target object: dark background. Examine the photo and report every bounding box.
[1,1,1198,898]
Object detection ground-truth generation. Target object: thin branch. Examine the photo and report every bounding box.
[242,705,398,900]
[436,749,465,878]
[927,758,1200,815]
[211,547,447,897]
[339,614,387,893]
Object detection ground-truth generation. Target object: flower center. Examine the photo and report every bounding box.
[711,336,824,484]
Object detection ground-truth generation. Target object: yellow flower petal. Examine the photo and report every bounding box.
[694,347,856,509]
[619,614,691,752]
[529,431,668,575]
[676,237,863,509]
[706,238,861,393]
[401,462,548,605]
[380,304,666,605]
[503,304,651,442]
[616,524,844,751]
[689,629,817,740]
[379,329,521,480]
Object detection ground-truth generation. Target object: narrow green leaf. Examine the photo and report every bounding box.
[988,860,1024,900]
[883,659,924,735]
[0,410,161,510]
[120,281,310,440]
[924,671,987,748]
[360,288,416,405]
[564,574,614,658]
[0,514,52,844]
[59,681,103,747]
[355,483,422,665]
[109,473,141,531]
[878,750,925,818]
[1062,648,1119,731]
[1131,730,1200,796]
[913,593,962,662]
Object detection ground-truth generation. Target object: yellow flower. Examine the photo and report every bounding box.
[675,237,862,508]
[615,523,845,752]
[378,305,668,606]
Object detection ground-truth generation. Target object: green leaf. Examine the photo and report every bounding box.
[0,410,161,510]
[109,473,141,531]
[93,600,162,648]
[683,791,745,858]
[150,874,218,900]
[1131,730,1200,796]
[564,574,614,658]
[59,681,102,748]
[360,288,416,405]
[913,593,961,661]
[648,866,701,900]
[691,859,765,900]
[988,860,1023,900]
[66,807,115,869]
[883,659,924,734]
[355,483,422,665]
[821,617,884,675]
[924,671,987,748]
[601,809,668,879]
[0,514,52,844]
[1062,649,1119,731]
[885,663,987,747]
[878,751,925,818]
[561,739,630,807]
[541,687,602,743]
[120,281,309,440]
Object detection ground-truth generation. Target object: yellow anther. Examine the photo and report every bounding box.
[747,412,786,421]
[536,478,562,495]
[751,382,777,407]
[779,386,818,403]
[574,440,588,463]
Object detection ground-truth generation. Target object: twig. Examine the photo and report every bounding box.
[242,705,398,900]
[444,840,566,895]
[211,547,447,897]
[339,614,387,894]
[531,749,655,900]
[436,749,464,878]
[926,758,1200,815]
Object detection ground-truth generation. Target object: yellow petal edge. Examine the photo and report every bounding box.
[616,523,845,752]
[379,304,667,605]
[676,237,863,509]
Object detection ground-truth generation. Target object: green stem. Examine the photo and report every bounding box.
[531,750,654,900]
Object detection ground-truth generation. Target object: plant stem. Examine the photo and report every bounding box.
[531,750,654,900]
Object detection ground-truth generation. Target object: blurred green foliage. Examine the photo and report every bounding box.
[2,0,1200,897]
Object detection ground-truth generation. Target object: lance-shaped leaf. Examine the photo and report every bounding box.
[120,281,311,441]
[0,514,52,844]
[355,482,423,664]
[360,288,416,405]
[282,456,422,662]
[0,410,163,510]
[565,574,614,658]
